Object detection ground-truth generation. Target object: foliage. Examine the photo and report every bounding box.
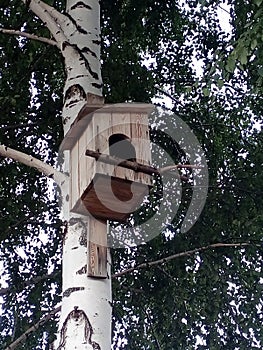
[0,0,262,349]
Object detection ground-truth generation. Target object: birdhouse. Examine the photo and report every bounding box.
[60,103,153,222]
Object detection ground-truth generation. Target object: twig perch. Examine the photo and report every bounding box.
[85,149,201,181]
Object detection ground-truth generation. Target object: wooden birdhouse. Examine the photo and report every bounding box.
[60,103,153,222]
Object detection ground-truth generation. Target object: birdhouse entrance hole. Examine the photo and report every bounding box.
[108,133,137,202]
[109,133,136,162]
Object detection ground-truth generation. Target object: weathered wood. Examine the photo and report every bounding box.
[88,219,107,278]
[70,143,79,208]
[60,103,153,150]
[67,103,155,219]
[75,93,105,124]
[81,174,150,222]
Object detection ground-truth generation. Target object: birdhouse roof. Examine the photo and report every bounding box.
[59,103,154,151]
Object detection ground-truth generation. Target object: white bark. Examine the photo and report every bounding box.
[62,0,103,132]
[18,1,112,348]
[56,215,112,350]
[23,0,103,133]
[0,144,65,184]
[0,28,58,47]
[56,151,112,350]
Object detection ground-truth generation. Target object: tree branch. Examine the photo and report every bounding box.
[112,242,252,278]
[5,306,61,350]
[0,122,38,131]
[85,149,198,181]
[0,144,67,184]
[0,28,59,47]
[21,0,68,46]
[0,270,60,296]
[37,0,67,24]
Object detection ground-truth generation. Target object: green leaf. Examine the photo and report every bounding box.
[202,87,210,96]
[239,47,248,65]
[254,0,263,8]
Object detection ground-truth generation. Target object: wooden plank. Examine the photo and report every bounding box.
[79,130,88,196]
[130,112,152,185]
[82,174,150,222]
[97,103,154,114]
[93,111,112,177]
[60,103,153,151]
[130,112,151,164]
[93,111,112,152]
[85,119,96,187]
[70,142,79,210]
[88,218,107,278]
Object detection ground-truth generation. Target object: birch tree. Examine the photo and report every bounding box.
[1,0,112,348]
[0,1,262,349]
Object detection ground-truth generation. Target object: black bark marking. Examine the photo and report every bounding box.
[57,307,101,349]
[62,40,100,81]
[71,1,92,10]
[68,74,86,80]
[65,84,86,101]
[92,82,103,89]
[71,44,99,79]
[76,265,87,275]
[92,40,101,45]
[62,41,70,51]
[64,13,88,35]
[64,99,84,108]
[63,287,84,297]
[81,46,98,58]
[64,42,99,80]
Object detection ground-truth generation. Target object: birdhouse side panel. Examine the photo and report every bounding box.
[130,112,151,164]
[92,111,114,178]
[130,112,152,185]
[70,120,97,214]
[70,142,80,210]
[93,111,112,153]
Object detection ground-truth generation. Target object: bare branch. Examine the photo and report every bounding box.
[85,149,192,181]
[112,242,252,278]
[0,122,38,131]
[159,164,203,174]
[0,28,59,47]
[0,144,67,184]
[0,270,60,296]
[155,86,178,103]
[5,306,61,350]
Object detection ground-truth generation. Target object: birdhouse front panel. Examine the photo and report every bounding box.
[68,103,153,222]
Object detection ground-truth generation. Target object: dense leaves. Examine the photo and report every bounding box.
[0,0,262,349]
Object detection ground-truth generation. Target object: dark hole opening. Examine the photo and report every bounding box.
[109,133,136,162]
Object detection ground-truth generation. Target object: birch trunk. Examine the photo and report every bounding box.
[56,1,112,349]
[19,1,112,347]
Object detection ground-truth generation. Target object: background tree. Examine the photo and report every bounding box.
[0,0,262,349]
